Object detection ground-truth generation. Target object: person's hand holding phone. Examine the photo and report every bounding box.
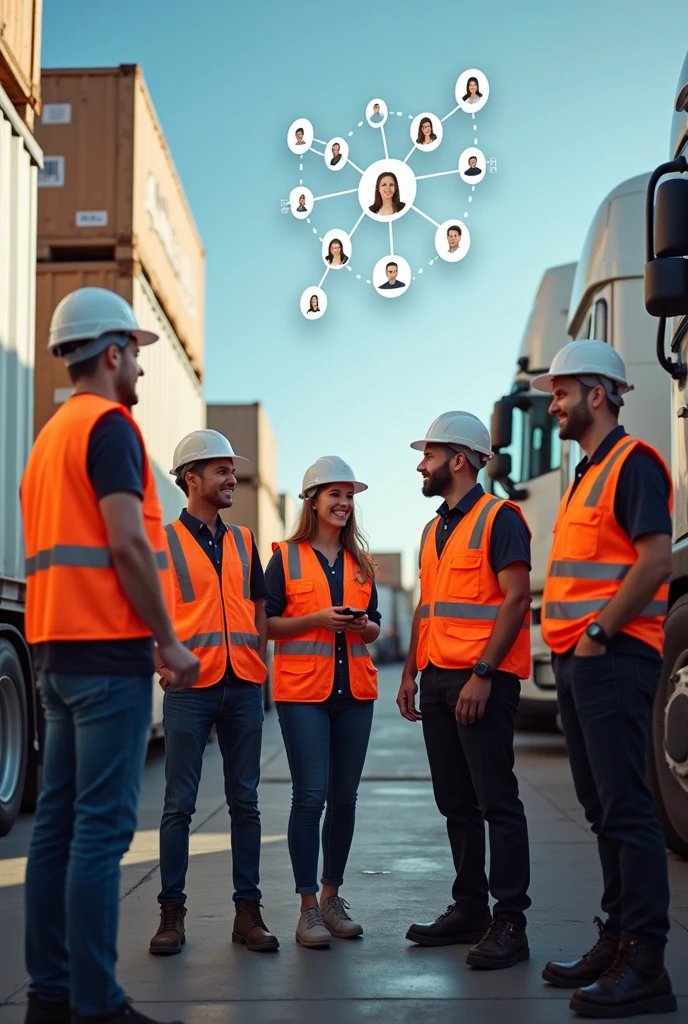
[315,606,355,631]
[344,611,368,633]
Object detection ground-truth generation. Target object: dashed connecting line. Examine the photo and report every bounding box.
[285,71,493,318]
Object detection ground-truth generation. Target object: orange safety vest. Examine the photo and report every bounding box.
[417,493,531,677]
[271,541,378,702]
[542,434,672,655]
[164,519,266,688]
[21,393,173,644]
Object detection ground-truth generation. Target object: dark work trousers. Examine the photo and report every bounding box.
[554,650,670,944]
[419,664,531,928]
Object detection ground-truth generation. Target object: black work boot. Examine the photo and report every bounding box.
[569,934,677,1018]
[543,917,619,989]
[466,917,529,969]
[405,903,491,946]
[72,998,184,1024]
[25,994,71,1024]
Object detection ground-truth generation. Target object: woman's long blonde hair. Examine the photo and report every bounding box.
[288,487,376,584]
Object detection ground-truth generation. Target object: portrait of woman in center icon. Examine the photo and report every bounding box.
[464,77,483,105]
[410,112,443,154]
[369,172,405,217]
[321,229,352,270]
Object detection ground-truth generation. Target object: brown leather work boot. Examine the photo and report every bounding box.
[232,900,279,952]
[149,902,186,955]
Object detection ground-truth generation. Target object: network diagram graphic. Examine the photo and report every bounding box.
[284,69,492,319]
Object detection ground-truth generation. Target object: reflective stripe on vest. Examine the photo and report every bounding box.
[541,435,672,655]
[21,394,173,644]
[271,541,378,702]
[417,492,531,676]
[165,520,266,688]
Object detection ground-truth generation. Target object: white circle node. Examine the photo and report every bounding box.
[359,159,417,223]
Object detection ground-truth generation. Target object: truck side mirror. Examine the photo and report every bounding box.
[644,158,688,380]
[491,398,513,450]
[486,451,529,502]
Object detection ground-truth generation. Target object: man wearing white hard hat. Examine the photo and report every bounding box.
[149,430,279,956]
[21,288,199,1024]
[532,341,676,1017]
[399,412,533,970]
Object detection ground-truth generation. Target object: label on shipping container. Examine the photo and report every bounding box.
[42,104,72,125]
[76,211,109,228]
[54,388,73,404]
[38,156,65,188]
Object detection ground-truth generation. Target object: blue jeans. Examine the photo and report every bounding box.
[276,700,374,894]
[159,679,264,905]
[25,672,152,1016]
[554,650,670,943]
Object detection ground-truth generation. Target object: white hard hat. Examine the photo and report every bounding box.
[170,429,248,476]
[410,411,493,462]
[299,456,368,500]
[531,340,633,405]
[48,287,158,365]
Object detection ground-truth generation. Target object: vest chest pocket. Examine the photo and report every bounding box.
[560,507,602,560]
[286,580,316,612]
[447,553,483,600]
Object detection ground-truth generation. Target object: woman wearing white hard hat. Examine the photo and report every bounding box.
[265,456,381,948]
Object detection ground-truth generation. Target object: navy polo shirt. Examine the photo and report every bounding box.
[265,547,381,706]
[434,483,532,572]
[564,425,672,662]
[32,404,156,676]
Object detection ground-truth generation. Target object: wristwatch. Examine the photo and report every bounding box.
[585,622,609,645]
[474,661,494,679]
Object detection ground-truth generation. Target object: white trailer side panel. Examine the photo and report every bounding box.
[0,85,40,598]
[131,273,206,524]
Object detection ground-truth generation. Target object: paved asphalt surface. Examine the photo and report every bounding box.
[1,666,687,1023]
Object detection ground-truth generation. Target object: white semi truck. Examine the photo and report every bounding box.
[489,174,671,724]
[642,47,688,856]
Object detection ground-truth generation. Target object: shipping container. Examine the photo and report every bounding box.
[0,0,42,122]
[34,65,204,374]
[207,404,285,567]
[0,76,42,835]
[371,552,403,589]
[34,264,206,524]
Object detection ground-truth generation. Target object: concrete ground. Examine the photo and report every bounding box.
[1,665,687,1023]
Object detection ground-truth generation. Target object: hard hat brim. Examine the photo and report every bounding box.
[169,452,250,475]
[530,373,554,393]
[530,370,633,396]
[298,480,368,500]
[409,437,493,459]
[131,328,159,347]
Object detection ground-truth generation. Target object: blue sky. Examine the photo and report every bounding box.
[42,1,688,585]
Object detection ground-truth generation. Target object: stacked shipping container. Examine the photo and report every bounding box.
[33,64,206,521]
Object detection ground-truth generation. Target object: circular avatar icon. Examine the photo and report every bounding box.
[366,98,388,128]
[410,112,443,154]
[435,220,471,263]
[325,137,349,172]
[300,286,327,320]
[455,69,490,113]
[373,255,411,298]
[287,118,314,155]
[289,186,314,220]
[459,147,486,184]
[321,229,352,270]
[359,159,416,223]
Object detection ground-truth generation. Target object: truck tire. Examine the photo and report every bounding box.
[0,639,29,836]
[648,595,688,858]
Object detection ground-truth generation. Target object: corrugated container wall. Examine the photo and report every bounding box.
[0,82,41,595]
[34,65,204,374]
[0,0,42,124]
[34,266,205,525]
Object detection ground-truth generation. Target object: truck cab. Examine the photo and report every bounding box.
[642,47,688,856]
[488,263,576,719]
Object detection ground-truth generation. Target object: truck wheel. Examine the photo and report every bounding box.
[0,639,29,836]
[649,595,688,858]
